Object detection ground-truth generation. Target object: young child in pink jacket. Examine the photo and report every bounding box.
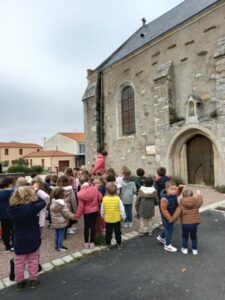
[75,174,103,249]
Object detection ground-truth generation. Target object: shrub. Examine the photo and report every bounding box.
[31,166,43,173]
[7,165,43,175]
[215,186,225,194]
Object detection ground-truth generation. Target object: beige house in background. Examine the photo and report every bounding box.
[44,132,85,167]
[24,150,75,172]
[0,142,42,166]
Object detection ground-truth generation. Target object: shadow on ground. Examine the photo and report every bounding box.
[1,210,225,300]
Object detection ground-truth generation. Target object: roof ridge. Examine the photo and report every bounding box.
[96,0,221,71]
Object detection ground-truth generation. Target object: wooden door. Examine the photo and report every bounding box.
[59,160,69,172]
[187,135,214,186]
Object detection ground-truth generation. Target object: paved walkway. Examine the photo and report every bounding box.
[0,186,224,280]
[1,210,225,300]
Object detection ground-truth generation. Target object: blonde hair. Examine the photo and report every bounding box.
[15,177,27,187]
[10,187,37,206]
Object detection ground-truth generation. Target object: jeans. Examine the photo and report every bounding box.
[124,204,133,223]
[160,218,174,246]
[55,228,66,249]
[15,249,39,283]
[182,224,198,250]
[0,219,14,250]
[105,222,122,245]
[83,212,98,243]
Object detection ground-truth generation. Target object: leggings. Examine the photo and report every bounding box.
[83,212,98,243]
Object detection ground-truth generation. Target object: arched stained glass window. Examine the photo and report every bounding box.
[121,86,136,135]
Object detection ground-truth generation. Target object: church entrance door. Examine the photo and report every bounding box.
[187,135,214,186]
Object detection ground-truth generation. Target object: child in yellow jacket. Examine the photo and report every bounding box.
[101,183,126,250]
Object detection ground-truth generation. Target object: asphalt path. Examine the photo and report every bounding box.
[1,210,225,300]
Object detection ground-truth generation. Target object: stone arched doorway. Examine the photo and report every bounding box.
[167,125,223,186]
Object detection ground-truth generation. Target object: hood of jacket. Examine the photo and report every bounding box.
[180,197,198,209]
[62,186,73,196]
[121,179,135,188]
[139,186,156,198]
[78,185,99,203]
[51,198,66,213]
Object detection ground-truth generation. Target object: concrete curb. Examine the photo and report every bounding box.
[0,230,140,290]
[1,200,224,290]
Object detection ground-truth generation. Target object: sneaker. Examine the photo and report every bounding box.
[192,249,198,255]
[16,280,26,291]
[84,243,89,249]
[164,244,177,252]
[67,228,75,234]
[61,246,68,250]
[10,247,15,252]
[181,248,188,255]
[90,243,95,249]
[157,236,165,245]
[117,244,122,250]
[124,223,128,228]
[30,280,40,289]
[57,248,66,252]
[128,223,133,228]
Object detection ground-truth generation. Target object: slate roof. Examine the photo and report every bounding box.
[97,0,221,70]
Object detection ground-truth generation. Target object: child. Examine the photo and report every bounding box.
[157,180,184,252]
[133,168,146,219]
[136,177,158,236]
[120,168,137,228]
[0,177,15,252]
[57,175,77,235]
[97,176,107,197]
[31,178,50,237]
[8,187,46,290]
[154,167,170,199]
[75,174,103,249]
[172,189,203,255]
[50,175,58,189]
[50,188,77,251]
[101,183,126,250]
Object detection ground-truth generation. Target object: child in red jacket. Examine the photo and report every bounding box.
[75,174,103,249]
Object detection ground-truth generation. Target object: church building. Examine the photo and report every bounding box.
[82,0,225,186]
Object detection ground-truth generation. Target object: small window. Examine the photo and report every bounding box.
[5,149,9,155]
[37,149,40,152]
[19,149,23,155]
[79,144,85,154]
[41,159,45,168]
[121,86,136,135]
[30,159,33,167]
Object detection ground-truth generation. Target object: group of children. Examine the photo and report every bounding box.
[0,165,203,291]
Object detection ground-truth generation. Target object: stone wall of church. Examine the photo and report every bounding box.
[83,2,225,182]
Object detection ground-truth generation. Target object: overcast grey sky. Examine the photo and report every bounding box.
[0,0,182,145]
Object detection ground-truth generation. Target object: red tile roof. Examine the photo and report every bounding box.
[24,150,74,158]
[0,142,42,149]
[59,132,85,142]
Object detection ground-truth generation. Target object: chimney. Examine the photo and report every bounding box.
[142,17,146,27]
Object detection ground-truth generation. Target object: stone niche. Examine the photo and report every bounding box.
[185,95,202,124]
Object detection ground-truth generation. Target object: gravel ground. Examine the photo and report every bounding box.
[0,186,224,280]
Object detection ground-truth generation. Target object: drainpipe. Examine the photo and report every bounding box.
[100,70,104,150]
